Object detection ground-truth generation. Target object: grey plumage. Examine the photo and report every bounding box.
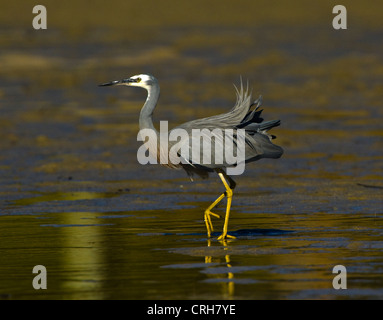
[173,80,283,179]
[102,75,283,179]
[100,74,283,179]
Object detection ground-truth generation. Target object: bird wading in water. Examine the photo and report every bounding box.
[99,74,283,240]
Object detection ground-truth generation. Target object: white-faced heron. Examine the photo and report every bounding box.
[99,74,283,240]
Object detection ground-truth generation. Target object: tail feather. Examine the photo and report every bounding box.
[236,94,281,138]
[259,119,281,131]
[240,96,264,125]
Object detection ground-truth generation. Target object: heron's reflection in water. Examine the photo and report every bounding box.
[205,239,235,298]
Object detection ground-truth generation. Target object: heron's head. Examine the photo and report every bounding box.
[99,74,157,90]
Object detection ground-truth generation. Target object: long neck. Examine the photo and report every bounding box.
[139,83,160,133]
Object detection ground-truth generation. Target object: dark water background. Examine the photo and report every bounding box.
[0,0,382,299]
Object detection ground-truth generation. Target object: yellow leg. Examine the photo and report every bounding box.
[204,193,225,237]
[217,172,236,240]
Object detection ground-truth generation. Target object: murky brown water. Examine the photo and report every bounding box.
[1,0,383,299]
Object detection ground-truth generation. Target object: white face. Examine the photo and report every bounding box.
[125,74,155,88]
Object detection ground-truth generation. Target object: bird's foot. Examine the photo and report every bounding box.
[205,210,220,220]
[217,233,236,241]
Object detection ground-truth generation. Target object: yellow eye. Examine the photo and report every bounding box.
[136,77,141,83]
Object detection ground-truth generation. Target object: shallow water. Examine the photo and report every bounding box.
[1,0,383,299]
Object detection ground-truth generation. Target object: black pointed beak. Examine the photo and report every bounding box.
[98,78,137,87]
[98,80,121,87]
